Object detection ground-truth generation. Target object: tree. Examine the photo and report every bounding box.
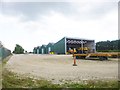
[13,44,24,54]
[96,39,120,52]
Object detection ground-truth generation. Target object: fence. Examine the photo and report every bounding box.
[0,47,11,60]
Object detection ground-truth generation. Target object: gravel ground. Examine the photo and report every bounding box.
[5,54,118,84]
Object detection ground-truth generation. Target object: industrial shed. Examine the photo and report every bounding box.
[46,43,54,54]
[33,46,41,54]
[36,46,41,54]
[39,45,47,54]
[33,43,54,54]
[33,37,95,54]
[33,47,37,54]
[54,37,95,54]
[54,38,66,54]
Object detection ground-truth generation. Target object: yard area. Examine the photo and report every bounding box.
[2,54,119,88]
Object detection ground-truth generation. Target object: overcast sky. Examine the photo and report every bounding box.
[0,0,119,52]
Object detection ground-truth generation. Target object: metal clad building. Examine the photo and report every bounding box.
[54,37,95,54]
[36,46,40,54]
[46,43,54,54]
[40,45,47,54]
[33,37,95,54]
[54,37,66,54]
[33,47,37,54]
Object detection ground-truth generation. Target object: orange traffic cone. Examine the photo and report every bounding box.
[73,56,77,66]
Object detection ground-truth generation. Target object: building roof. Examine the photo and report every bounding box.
[41,45,47,47]
[47,43,54,46]
[65,37,94,41]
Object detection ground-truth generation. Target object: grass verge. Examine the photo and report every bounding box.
[2,69,61,88]
[2,55,12,67]
[2,68,119,88]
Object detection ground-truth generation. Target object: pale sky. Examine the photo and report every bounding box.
[0,0,119,52]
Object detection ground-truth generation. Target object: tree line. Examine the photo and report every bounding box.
[96,39,120,52]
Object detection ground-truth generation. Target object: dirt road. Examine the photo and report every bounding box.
[5,54,118,84]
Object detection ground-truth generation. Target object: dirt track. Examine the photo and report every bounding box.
[5,54,118,84]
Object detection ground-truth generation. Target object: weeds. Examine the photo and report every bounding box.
[2,69,118,88]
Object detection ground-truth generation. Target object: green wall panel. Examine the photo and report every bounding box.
[53,37,65,54]
[39,45,46,54]
[46,43,54,54]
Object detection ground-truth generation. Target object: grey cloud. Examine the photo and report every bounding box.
[71,2,117,20]
[91,2,117,16]
[1,2,73,20]
[1,2,117,21]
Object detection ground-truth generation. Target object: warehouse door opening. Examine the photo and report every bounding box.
[67,44,81,52]
[37,49,39,54]
[66,38,88,54]
[42,48,44,54]
[48,47,51,53]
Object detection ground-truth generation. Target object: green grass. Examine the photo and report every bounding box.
[61,80,118,88]
[2,55,12,67]
[2,69,61,88]
[2,68,119,88]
